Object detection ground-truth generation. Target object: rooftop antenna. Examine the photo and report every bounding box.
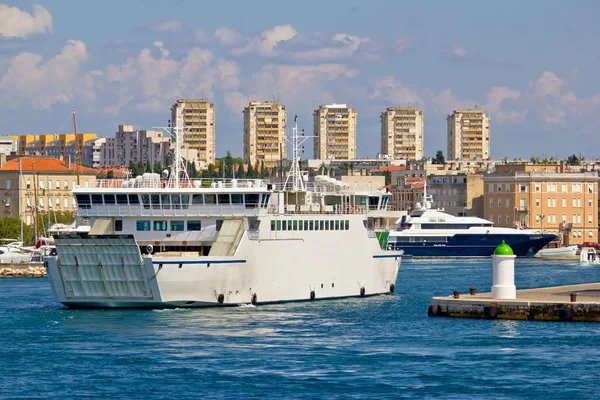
[284,115,315,191]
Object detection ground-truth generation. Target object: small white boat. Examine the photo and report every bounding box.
[579,247,600,264]
[535,245,579,259]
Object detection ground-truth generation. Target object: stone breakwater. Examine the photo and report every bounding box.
[0,264,47,278]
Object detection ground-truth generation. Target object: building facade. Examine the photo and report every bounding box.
[428,174,484,217]
[313,104,357,160]
[12,134,97,159]
[483,167,598,245]
[0,157,97,225]
[381,107,424,161]
[170,99,216,169]
[446,109,490,161]
[243,101,287,169]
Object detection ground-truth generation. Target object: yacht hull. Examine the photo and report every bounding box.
[388,234,556,258]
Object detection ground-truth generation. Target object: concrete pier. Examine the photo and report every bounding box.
[0,263,46,278]
[429,283,600,322]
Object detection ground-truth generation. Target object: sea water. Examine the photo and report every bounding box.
[1,258,599,399]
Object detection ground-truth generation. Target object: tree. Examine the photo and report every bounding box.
[432,150,445,164]
[384,171,392,186]
[566,154,581,166]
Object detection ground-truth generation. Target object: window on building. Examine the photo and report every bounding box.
[153,220,167,231]
[136,220,151,231]
[170,220,185,231]
[535,198,540,207]
[506,198,510,208]
[562,214,566,222]
[56,197,60,208]
[535,184,541,192]
[562,184,568,193]
[589,198,593,207]
[26,180,31,189]
[588,184,594,194]
[65,198,69,208]
[489,198,493,208]
[490,213,494,222]
[562,198,567,207]
[115,220,123,231]
[55,181,60,189]
[506,215,510,224]
[497,198,501,208]
[589,214,593,224]
[520,184,527,193]
[498,215,502,224]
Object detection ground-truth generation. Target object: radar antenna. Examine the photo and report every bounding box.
[284,116,314,191]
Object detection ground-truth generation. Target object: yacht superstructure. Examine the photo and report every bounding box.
[44,112,401,308]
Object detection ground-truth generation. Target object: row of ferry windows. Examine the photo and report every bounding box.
[135,220,202,232]
[76,193,269,209]
[271,219,350,231]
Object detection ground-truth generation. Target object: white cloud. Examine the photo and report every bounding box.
[0,4,53,38]
[214,27,244,47]
[151,20,183,34]
[232,24,298,57]
[394,36,417,54]
[0,40,91,109]
[444,43,519,68]
[485,86,527,123]
[523,71,578,125]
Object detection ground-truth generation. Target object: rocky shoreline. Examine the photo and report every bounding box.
[0,264,47,278]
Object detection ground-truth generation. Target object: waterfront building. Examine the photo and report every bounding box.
[446,109,490,161]
[243,101,287,169]
[483,163,599,245]
[0,157,97,224]
[170,99,216,169]
[11,134,97,159]
[313,104,357,160]
[380,107,424,161]
[428,174,484,218]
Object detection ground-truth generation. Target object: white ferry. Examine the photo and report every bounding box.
[44,114,402,308]
[386,188,556,258]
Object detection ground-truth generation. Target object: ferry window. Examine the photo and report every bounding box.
[287,220,292,230]
[115,220,123,231]
[262,194,271,208]
[271,221,276,231]
[161,194,171,209]
[345,220,349,230]
[153,221,167,231]
[116,194,128,205]
[171,195,181,209]
[231,194,243,204]
[218,194,230,204]
[293,221,298,230]
[104,194,116,204]
[91,194,103,205]
[298,220,303,231]
[245,194,259,208]
[76,194,90,204]
[136,220,151,231]
[141,195,150,209]
[319,220,324,230]
[205,194,216,204]
[151,194,160,209]
[324,221,329,230]
[368,196,379,210]
[282,220,287,231]
[129,194,140,204]
[335,221,340,230]
[192,194,204,205]
[309,220,314,230]
[304,221,309,230]
[276,221,281,230]
[181,194,189,209]
[170,220,185,231]
[187,221,201,231]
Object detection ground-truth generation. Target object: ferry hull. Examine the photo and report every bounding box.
[46,220,401,309]
[388,234,556,258]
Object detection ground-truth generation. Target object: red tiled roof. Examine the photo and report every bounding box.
[0,157,98,174]
[372,165,407,173]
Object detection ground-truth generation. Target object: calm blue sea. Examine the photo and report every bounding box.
[1,258,599,399]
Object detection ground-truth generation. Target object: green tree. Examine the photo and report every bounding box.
[384,171,392,185]
[566,154,581,166]
[432,150,445,164]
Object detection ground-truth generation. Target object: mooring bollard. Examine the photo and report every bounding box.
[570,293,577,302]
[453,290,460,299]
[469,287,476,295]
[491,240,517,300]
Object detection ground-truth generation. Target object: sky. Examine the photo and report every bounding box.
[0,0,599,160]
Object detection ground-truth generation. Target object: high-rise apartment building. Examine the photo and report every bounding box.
[446,109,490,161]
[170,99,216,169]
[313,104,357,160]
[12,133,97,159]
[380,107,424,161]
[243,101,287,169]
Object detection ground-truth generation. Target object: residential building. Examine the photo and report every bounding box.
[389,178,424,212]
[313,103,357,160]
[380,107,424,161]
[428,174,484,218]
[12,133,97,159]
[483,163,598,245]
[446,109,490,161]
[99,126,172,168]
[243,101,287,169]
[0,136,18,156]
[0,157,97,224]
[82,138,106,168]
[170,98,216,169]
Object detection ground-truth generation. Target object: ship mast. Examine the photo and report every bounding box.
[73,108,80,186]
[31,161,40,243]
[284,116,314,191]
[157,102,190,188]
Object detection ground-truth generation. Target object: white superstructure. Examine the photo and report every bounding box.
[44,113,401,308]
